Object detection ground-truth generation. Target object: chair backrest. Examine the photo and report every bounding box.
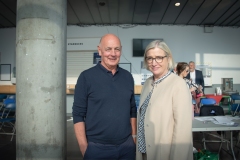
[0,102,16,118]
[200,98,216,105]
[3,98,16,105]
[4,103,16,110]
[200,105,224,116]
[7,95,16,99]
[0,94,7,102]
[231,104,240,112]
[230,94,240,101]
[230,94,240,116]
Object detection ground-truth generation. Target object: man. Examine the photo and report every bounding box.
[186,61,204,93]
[72,34,137,160]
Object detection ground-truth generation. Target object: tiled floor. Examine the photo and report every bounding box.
[1,115,240,160]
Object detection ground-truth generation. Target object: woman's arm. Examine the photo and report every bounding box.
[170,79,193,160]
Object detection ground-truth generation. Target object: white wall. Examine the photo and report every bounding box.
[1,25,240,85]
[67,25,240,85]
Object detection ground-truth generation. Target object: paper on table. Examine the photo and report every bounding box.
[195,117,214,121]
[226,116,240,120]
[213,116,234,125]
[195,116,235,125]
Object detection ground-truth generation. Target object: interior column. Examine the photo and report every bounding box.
[16,0,67,159]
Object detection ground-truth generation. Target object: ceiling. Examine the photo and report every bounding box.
[1,0,240,29]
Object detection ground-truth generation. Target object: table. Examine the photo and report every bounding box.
[192,116,240,160]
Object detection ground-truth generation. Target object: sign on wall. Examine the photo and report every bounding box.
[93,52,101,64]
[67,38,100,51]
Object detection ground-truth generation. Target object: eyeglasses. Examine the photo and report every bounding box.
[146,56,167,63]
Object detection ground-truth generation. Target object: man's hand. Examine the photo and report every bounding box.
[132,137,136,144]
[74,122,88,157]
[80,143,88,156]
[130,118,137,144]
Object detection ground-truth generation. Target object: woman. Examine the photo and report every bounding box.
[176,62,203,116]
[136,40,193,160]
[176,62,202,93]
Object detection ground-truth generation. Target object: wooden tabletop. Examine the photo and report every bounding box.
[0,85,143,95]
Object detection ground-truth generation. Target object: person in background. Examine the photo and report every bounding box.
[176,62,203,117]
[186,61,204,109]
[136,40,193,160]
[72,33,137,160]
[186,61,204,93]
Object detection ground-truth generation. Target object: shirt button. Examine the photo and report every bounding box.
[148,144,151,147]
[146,124,149,127]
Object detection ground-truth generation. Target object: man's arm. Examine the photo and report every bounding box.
[72,73,89,156]
[130,118,137,143]
[74,122,88,156]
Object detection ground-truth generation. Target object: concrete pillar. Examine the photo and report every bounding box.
[16,0,67,159]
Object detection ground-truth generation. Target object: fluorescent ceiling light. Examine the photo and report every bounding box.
[175,3,180,6]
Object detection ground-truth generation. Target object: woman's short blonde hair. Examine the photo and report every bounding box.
[143,40,174,71]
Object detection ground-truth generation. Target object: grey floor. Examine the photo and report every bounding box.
[66,115,83,160]
[1,114,240,160]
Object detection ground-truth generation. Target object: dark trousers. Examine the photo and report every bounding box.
[84,135,136,160]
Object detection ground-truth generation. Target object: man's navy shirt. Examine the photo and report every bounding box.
[72,62,137,145]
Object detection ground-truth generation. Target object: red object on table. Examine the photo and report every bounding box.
[204,94,223,104]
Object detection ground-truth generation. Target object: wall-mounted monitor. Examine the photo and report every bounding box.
[132,39,163,57]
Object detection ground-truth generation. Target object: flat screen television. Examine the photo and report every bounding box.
[132,39,163,57]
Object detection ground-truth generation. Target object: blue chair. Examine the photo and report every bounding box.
[0,98,16,118]
[3,98,16,104]
[7,95,16,100]
[200,98,216,106]
[0,94,8,111]
[0,94,7,102]
[230,94,240,117]
[0,102,16,141]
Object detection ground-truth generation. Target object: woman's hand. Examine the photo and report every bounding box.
[198,85,203,93]
[190,87,196,92]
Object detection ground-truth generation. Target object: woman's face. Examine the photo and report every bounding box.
[182,66,190,78]
[146,48,169,80]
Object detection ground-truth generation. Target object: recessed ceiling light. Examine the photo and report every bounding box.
[175,2,180,6]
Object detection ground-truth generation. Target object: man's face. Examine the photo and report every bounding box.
[189,62,195,72]
[98,35,122,70]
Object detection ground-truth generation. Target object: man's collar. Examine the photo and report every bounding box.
[97,61,119,74]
